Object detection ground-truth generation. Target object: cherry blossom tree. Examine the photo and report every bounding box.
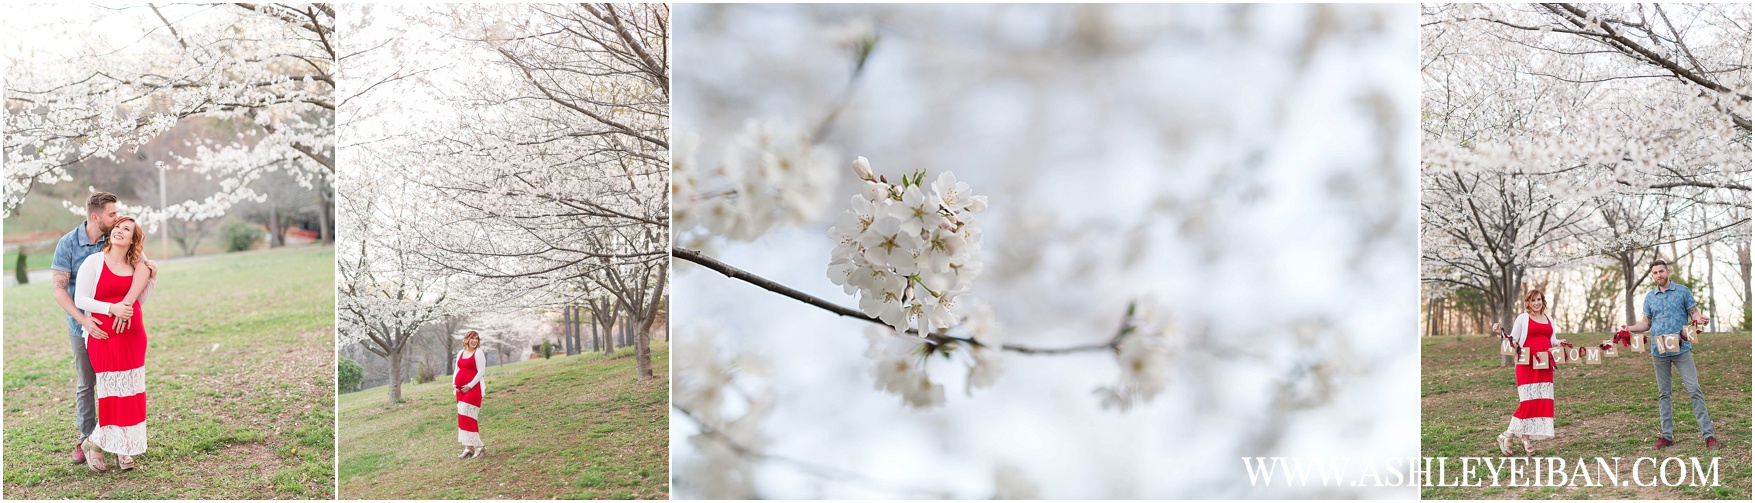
[335,171,453,405]
[337,3,668,382]
[4,3,334,225]
[1422,3,1751,330]
[1421,169,1592,330]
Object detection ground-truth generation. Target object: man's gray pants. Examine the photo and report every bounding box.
[1654,351,1714,440]
[67,318,97,442]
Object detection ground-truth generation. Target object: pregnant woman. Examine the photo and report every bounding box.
[74,216,153,471]
[455,330,486,458]
[1493,289,1558,455]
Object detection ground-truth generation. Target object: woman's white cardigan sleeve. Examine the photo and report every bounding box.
[72,254,111,317]
[1509,313,1531,348]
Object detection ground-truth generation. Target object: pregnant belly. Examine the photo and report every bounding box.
[88,304,142,334]
[89,312,119,328]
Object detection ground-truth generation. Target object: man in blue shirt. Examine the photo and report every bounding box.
[1619,259,1715,450]
[50,192,156,465]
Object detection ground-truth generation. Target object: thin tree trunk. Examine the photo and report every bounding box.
[316,197,331,245]
[1740,241,1751,329]
[632,267,665,379]
[443,334,456,377]
[1619,253,1640,326]
[1706,242,1717,332]
[562,306,574,356]
[597,301,617,355]
[1497,263,1522,367]
[269,203,284,247]
[387,350,404,404]
[633,314,652,378]
[1424,294,1435,337]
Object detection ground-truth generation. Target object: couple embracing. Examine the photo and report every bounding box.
[1493,259,1719,455]
[50,192,159,472]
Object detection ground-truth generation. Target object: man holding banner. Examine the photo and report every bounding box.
[1618,259,1717,450]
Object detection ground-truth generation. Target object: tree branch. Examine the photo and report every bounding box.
[673,247,1124,355]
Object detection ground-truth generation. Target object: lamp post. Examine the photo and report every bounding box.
[160,165,170,258]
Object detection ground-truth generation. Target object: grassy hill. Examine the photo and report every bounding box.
[4,193,86,273]
[3,188,87,244]
[1422,332,1751,500]
[3,245,336,499]
[338,344,669,500]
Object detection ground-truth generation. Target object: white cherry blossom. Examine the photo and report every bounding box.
[828,156,987,336]
[1095,304,1176,412]
[674,119,841,247]
[863,326,945,408]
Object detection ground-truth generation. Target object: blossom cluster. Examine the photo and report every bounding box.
[673,119,840,247]
[674,326,773,499]
[827,156,988,336]
[959,298,1005,393]
[859,295,1006,409]
[862,325,945,408]
[1094,302,1176,412]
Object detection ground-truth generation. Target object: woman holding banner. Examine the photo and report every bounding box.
[1491,289,1559,455]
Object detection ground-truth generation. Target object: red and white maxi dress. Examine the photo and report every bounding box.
[76,256,148,456]
[1505,313,1555,439]
[455,350,484,447]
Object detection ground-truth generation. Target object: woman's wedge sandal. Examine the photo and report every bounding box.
[82,439,108,472]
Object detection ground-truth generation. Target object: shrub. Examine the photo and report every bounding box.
[541,339,554,359]
[1739,302,1752,332]
[416,361,436,384]
[337,358,363,393]
[14,249,28,284]
[221,220,262,252]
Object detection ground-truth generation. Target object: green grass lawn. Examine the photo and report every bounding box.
[3,250,55,274]
[338,344,669,500]
[3,245,336,499]
[1422,332,1751,499]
